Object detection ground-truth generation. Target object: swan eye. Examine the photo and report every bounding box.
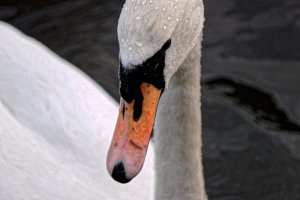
[119,39,171,102]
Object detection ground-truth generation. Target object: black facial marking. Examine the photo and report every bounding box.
[119,39,171,121]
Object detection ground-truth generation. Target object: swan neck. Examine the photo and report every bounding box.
[154,44,207,200]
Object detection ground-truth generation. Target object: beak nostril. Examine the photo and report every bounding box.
[122,101,126,117]
[112,162,131,184]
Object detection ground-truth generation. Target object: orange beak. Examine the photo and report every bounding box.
[107,82,162,183]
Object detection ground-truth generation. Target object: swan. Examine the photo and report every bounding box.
[0,21,154,200]
[107,0,207,199]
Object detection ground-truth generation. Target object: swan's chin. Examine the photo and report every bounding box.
[107,83,162,183]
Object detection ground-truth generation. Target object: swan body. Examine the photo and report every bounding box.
[0,21,154,200]
[107,0,206,199]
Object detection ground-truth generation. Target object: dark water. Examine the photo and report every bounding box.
[1,0,300,199]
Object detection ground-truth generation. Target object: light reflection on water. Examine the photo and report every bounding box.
[1,0,300,199]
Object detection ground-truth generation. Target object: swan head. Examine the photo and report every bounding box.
[107,0,204,183]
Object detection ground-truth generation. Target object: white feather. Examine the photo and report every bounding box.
[0,21,154,200]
